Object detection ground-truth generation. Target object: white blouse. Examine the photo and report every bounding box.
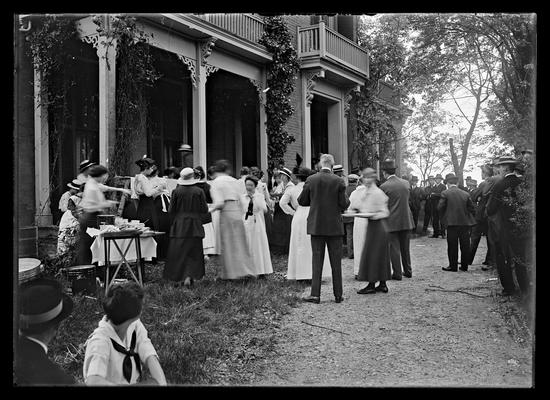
[348,184,389,220]
[210,174,243,209]
[279,182,303,216]
[134,173,163,198]
[79,178,111,213]
[241,192,268,216]
[83,316,158,385]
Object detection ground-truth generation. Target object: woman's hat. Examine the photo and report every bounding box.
[135,157,156,169]
[79,160,97,173]
[279,167,292,179]
[19,278,74,333]
[67,179,82,190]
[177,167,197,185]
[495,156,520,165]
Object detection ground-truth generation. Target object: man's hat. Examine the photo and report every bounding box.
[333,164,343,173]
[279,167,293,179]
[428,175,435,180]
[469,179,478,185]
[347,173,360,181]
[495,156,520,165]
[381,159,396,171]
[435,174,444,180]
[177,167,198,185]
[19,278,73,333]
[67,179,82,190]
[79,159,97,173]
[410,176,418,182]
[521,149,533,155]
[444,173,458,184]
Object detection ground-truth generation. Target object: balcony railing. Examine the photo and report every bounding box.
[196,13,265,44]
[298,22,369,77]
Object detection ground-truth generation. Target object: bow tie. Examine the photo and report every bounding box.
[110,330,142,383]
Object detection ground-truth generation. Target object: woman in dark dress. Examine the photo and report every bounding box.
[270,167,295,253]
[134,158,164,230]
[163,168,209,287]
[347,168,392,294]
[148,165,171,260]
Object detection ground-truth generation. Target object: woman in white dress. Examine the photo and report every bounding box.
[285,168,332,281]
[348,169,369,278]
[209,160,256,280]
[242,176,273,276]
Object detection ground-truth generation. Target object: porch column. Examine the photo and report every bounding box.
[33,66,52,226]
[259,68,268,172]
[302,71,312,168]
[340,94,349,173]
[234,107,243,173]
[192,45,208,168]
[96,35,117,168]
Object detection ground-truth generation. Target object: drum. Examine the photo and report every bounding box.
[18,258,43,284]
[64,265,97,295]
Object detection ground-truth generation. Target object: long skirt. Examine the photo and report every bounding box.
[77,211,99,265]
[211,210,221,254]
[219,201,256,279]
[353,217,369,275]
[286,206,331,280]
[136,195,155,229]
[152,196,170,260]
[357,218,391,282]
[163,237,205,282]
[270,202,293,252]
[203,222,217,255]
[243,211,273,275]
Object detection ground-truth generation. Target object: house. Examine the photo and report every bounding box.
[14,13,370,257]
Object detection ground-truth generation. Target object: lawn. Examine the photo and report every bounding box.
[46,252,309,385]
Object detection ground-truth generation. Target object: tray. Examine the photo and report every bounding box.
[101,229,142,238]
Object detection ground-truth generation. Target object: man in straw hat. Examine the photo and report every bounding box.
[437,173,476,272]
[486,156,531,296]
[14,278,75,385]
[379,159,415,279]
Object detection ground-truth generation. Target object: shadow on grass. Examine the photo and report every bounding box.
[48,252,309,384]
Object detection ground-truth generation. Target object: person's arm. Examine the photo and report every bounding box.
[338,179,350,211]
[144,355,167,386]
[98,183,132,195]
[209,182,225,212]
[297,180,311,207]
[198,190,208,214]
[168,189,178,220]
[437,192,447,215]
[279,187,295,215]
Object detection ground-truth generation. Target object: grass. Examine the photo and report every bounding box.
[47,253,309,384]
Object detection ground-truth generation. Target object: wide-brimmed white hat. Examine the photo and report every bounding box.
[177,167,198,185]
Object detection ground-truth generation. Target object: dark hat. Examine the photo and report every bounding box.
[410,176,418,182]
[428,175,435,180]
[521,149,533,155]
[79,159,97,173]
[135,157,156,169]
[19,278,73,333]
[444,173,458,184]
[435,174,444,180]
[495,156,520,165]
[333,164,343,173]
[279,167,293,179]
[381,159,396,171]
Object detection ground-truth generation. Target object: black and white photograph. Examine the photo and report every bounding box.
[13,12,535,387]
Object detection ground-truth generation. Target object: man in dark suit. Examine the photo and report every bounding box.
[409,176,425,234]
[429,174,447,238]
[469,164,494,268]
[437,173,476,272]
[422,176,435,235]
[14,278,75,385]
[298,153,350,304]
[379,159,415,279]
[486,156,530,296]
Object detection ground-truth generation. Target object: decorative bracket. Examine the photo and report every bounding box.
[344,85,361,117]
[248,78,264,105]
[178,55,197,88]
[305,69,325,107]
[204,64,219,81]
[200,37,217,66]
[81,33,100,50]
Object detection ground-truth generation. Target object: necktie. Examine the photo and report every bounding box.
[245,196,254,220]
[110,330,142,383]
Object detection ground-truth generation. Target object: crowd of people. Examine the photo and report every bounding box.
[16,148,533,385]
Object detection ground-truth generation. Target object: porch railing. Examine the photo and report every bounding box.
[297,22,369,77]
[196,13,265,44]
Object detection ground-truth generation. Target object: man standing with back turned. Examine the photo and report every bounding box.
[298,154,350,304]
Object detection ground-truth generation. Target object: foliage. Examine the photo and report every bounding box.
[93,15,161,176]
[41,225,79,278]
[507,160,535,244]
[26,15,79,214]
[259,16,300,170]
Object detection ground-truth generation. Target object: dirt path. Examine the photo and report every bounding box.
[250,235,533,387]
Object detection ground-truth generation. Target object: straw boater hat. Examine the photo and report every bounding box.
[279,167,293,179]
[19,278,74,333]
[333,164,343,173]
[178,167,197,185]
[67,179,82,190]
[79,159,97,173]
[347,173,360,182]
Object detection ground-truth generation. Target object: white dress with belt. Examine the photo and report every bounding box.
[349,185,370,276]
[242,192,273,275]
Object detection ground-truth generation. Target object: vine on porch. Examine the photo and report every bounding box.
[93,15,161,176]
[259,16,300,170]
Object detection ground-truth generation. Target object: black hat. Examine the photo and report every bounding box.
[381,159,396,171]
[521,149,533,155]
[428,175,435,180]
[279,167,293,179]
[410,176,418,182]
[79,160,97,173]
[435,174,444,180]
[135,157,156,169]
[19,278,73,333]
[444,173,458,184]
[495,156,520,165]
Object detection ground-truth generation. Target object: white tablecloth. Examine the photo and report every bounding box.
[90,235,157,266]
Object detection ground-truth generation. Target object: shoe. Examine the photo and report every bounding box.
[375,284,388,293]
[391,275,402,281]
[403,272,412,278]
[459,267,468,272]
[442,266,458,272]
[335,296,344,303]
[357,286,376,294]
[303,295,320,304]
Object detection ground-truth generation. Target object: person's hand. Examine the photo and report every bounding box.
[108,200,119,206]
[122,189,132,195]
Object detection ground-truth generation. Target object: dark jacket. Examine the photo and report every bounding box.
[437,186,476,226]
[195,181,213,224]
[298,169,350,236]
[486,174,522,221]
[14,336,75,386]
[380,175,415,232]
[430,183,447,200]
[409,186,425,212]
[168,184,208,238]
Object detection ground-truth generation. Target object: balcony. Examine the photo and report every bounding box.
[196,13,265,45]
[297,22,369,85]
